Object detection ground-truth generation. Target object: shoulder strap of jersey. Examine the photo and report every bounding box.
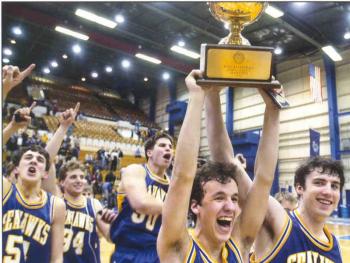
[3,182,14,205]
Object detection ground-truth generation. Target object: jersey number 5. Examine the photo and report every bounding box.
[3,235,30,263]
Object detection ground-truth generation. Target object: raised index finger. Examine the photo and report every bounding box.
[29,101,37,111]
[19,64,36,80]
[73,102,80,114]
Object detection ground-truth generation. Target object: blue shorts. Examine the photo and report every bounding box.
[110,246,159,263]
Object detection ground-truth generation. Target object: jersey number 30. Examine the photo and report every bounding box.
[131,212,159,231]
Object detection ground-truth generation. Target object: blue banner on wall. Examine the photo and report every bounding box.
[310,129,320,156]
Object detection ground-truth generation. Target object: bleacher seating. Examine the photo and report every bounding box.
[5,84,31,106]
[46,86,118,120]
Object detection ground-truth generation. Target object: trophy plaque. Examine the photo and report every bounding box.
[198,2,280,90]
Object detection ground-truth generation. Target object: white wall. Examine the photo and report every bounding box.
[140,49,350,191]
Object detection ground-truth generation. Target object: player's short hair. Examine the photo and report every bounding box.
[59,160,86,182]
[294,156,344,197]
[4,162,16,178]
[144,131,173,161]
[14,145,51,171]
[275,191,297,205]
[82,184,93,197]
[189,161,237,222]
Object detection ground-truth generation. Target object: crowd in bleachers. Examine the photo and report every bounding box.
[2,75,166,210]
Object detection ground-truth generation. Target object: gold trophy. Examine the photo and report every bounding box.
[198,2,280,89]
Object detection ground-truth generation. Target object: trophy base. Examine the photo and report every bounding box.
[196,79,280,90]
[200,44,274,82]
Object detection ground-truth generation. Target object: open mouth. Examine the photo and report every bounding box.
[217,217,232,228]
[28,166,36,175]
[163,153,171,160]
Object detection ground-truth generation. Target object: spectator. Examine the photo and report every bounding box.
[71,142,80,160]
[107,187,117,209]
[275,191,298,211]
[134,146,142,158]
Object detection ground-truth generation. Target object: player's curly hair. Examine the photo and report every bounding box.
[189,161,238,223]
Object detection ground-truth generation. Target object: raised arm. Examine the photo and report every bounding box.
[157,70,206,262]
[122,164,163,215]
[3,64,35,101]
[42,103,80,195]
[3,102,36,144]
[45,102,80,162]
[205,88,234,162]
[233,88,281,251]
[205,90,252,206]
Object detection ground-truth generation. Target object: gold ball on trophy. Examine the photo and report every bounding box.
[209,2,267,45]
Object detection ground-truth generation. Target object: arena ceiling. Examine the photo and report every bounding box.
[2,2,350,99]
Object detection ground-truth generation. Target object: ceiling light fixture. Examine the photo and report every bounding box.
[72,44,82,54]
[81,77,86,82]
[170,45,200,59]
[294,2,307,7]
[105,66,113,73]
[12,27,22,35]
[62,54,68,59]
[274,46,282,55]
[135,53,162,64]
[43,67,50,74]
[344,32,350,40]
[75,9,117,29]
[3,58,10,63]
[265,5,284,18]
[162,72,170,80]
[55,26,89,41]
[144,77,148,82]
[322,45,342,62]
[3,48,12,56]
[121,59,131,69]
[91,72,98,78]
[51,61,58,68]
[178,40,185,47]
[10,39,16,44]
[115,14,125,24]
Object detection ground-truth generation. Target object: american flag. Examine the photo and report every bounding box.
[309,64,323,103]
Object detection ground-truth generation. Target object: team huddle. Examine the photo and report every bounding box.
[2,65,344,263]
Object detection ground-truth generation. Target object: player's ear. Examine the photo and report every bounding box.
[295,184,304,196]
[190,200,200,215]
[146,149,153,159]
